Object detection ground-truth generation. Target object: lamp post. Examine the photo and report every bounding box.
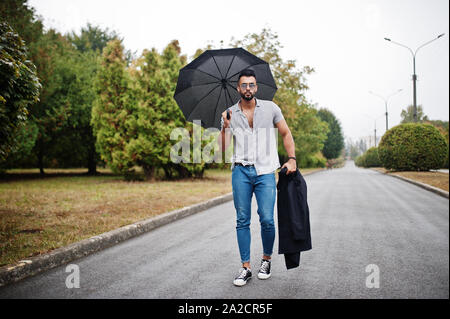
[369,89,403,131]
[384,34,445,122]
[363,114,385,147]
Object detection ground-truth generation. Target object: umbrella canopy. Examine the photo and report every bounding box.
[174,48,277,129]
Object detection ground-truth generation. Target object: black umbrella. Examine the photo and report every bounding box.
[174,48,277,129]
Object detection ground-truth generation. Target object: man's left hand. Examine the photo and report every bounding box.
[281,159,297,175]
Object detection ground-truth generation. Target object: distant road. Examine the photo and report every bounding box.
[0,161,448,298]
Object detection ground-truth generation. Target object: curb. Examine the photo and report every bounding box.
[0,192,233,287]
[0,168,324,288]
[371,169,449,199]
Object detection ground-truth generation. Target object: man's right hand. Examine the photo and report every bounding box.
[221,109,232,130]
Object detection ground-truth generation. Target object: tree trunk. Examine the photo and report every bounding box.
[176,165,190,179]
[143,165,155,181]
[37,140,45,175]
[87,142,98,175]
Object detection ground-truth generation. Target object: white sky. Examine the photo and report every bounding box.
[28,0,449,141]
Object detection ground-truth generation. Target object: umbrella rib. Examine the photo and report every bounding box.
[191,68,222,81]
[226,82,238,103]
[179,81,222,90]
[226,81,237,90]
[209,52,224,78]
[187,83,222,121]
[224,85,235,105]
[224,55,236,79]
[213,86,224,127]
[224,85,228,106]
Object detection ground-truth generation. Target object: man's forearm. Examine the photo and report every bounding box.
[282,131,295,158]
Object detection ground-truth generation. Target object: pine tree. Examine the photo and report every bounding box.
[130,40,205,179]
[91,39,135,174]
[317,108,345,160]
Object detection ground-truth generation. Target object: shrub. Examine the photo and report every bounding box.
[298,152,327,168]
[363,147,381,167]
[354,154,365,167]
[354,148,380,168]
[378,123,448,171]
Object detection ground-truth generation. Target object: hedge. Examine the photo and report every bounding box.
[378,123,448,171]
[355,147,381,168]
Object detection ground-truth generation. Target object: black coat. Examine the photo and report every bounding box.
[277,167,312,269]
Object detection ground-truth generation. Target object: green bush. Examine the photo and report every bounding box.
[298,152,326,168]
[355,148,380,168]
[378,123,448,171]
[354,154,365,167]
[364,147,381,167]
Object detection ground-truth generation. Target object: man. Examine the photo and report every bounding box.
[218,69,297,287]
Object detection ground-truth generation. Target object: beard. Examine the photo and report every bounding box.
[240,91,254,101]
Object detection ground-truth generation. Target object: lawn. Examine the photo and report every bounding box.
[371,167,449,192]
[0,168,232,267]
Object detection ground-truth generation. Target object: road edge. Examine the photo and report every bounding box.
[0,169,324,287]
[370,169,449,199]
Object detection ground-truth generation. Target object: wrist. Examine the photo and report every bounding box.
[288,156,296,162]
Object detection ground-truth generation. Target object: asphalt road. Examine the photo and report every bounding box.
[0,161,448,298]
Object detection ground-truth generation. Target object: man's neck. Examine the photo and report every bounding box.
[239,98,256,111]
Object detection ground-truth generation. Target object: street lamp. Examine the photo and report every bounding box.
[363,113,385,147]
[368,89,403,131]
[384,33,445,122]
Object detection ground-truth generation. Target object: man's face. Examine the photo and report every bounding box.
[237,76,258,101]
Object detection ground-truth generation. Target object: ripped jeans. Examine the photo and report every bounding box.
[232,165,276,264]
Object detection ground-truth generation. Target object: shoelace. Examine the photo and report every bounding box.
[237,268,249,279]
[260,261,270,273]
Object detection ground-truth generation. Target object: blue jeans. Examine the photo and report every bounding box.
[232,165,276,264]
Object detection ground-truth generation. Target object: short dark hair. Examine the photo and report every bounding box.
[238,69,256,82]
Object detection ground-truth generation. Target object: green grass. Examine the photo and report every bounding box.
[0,168,232,267]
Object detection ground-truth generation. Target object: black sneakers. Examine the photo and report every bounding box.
[233,267,252,286]
[257,259,271,279]
[233,260,272,286]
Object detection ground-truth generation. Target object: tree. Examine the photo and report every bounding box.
[1,1,68,172]
[91,39,136,174]
[317,108,345,160]
[67,23,119,54]
[358,139,367,154]
[129,40,206,179]
[0,0,43,46]
[400,104,429,123]
[42,47,100,171]
[28,29,83,173]
[424,119,449,144]
[0,22,41,162]
[345,137,366,160]
[67,23,135,65]
[62,24,122,174]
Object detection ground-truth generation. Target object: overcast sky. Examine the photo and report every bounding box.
[28,0,449,141]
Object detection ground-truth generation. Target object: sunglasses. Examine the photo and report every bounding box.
[239,83,256,90]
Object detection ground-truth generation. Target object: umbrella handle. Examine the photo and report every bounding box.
[226,109,230,120]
